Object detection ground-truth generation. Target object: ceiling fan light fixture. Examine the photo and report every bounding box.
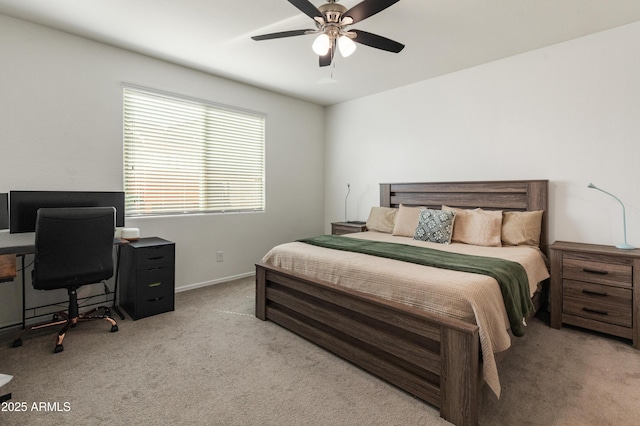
[338,35,356,57]
[312,33,331,55]
[252,0,404,67]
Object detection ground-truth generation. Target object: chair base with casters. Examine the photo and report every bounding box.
[12,287,118,353]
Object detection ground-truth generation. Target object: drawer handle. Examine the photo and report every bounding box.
[147,282,162,288]
[146,267,164,272]
[148,256,164,261]
[582,268,608,275]
[582,289,608,297]
[146,296,164,302]
[582,307,608,316]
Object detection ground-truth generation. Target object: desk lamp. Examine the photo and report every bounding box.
[344,183,350,222]
[588,183,635,249]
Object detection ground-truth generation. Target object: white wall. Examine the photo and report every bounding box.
[0,14,325,327]
[325,21,640,248]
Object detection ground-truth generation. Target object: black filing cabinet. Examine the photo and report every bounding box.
[120,237,175,320]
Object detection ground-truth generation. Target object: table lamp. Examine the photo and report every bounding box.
[344,183,350,222]
[588,183,635,249]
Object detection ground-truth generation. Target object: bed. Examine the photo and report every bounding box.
[255,180,549,426]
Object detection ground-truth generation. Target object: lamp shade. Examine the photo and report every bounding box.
[338,35,356,57]
[312,34,331,56]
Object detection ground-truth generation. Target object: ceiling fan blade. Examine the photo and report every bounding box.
[319,52,332,67]
[252,29,313,41]
[343,0,400,25]
[288,0,324,20]
[351,29,404,53]
[319,39,336,67]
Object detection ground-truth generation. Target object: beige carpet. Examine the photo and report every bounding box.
[0,277,638,426]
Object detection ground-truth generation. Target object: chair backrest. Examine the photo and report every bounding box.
[33,207,115,291]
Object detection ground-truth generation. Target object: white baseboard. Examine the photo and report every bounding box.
[174,271,255,293]
[0,272,256,330]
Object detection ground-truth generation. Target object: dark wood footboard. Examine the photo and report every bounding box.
[256,263,480,426]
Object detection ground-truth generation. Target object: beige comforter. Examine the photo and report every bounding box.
[260,231,550,397]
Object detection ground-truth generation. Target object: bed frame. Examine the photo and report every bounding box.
[256,180,548,426]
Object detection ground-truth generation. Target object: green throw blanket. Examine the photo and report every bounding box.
[297,235,534,337]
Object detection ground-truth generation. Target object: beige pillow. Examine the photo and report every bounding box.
[501,210,543,246]
[442,205,502,247]
[365,207,397,233]
[392,204,423,237]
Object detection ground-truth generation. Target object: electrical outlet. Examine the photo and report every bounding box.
[216,251,224,262]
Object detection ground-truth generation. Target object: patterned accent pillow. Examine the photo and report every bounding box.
[413,208,456,244]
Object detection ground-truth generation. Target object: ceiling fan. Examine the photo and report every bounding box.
[251,0,405,67]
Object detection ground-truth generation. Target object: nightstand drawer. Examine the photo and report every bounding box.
[331,222,367,235]
[563,257,632,288]
[563,279,632,327]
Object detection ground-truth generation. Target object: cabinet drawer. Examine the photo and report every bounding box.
[562,257,632,287]
[562,279,632,327]
[134,244,174,270]
[127,293,174,320]
[135,266,174,300]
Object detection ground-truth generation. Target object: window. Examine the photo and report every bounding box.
[123,86,265,217]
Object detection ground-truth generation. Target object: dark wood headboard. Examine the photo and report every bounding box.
[380,180,549,254]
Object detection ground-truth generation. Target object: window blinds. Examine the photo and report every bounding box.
[123,86,265,216]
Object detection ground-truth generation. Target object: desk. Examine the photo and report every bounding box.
[0,230,125,329]
[0,231,35,329]
[0,231,35,283]
[0,230,35,254]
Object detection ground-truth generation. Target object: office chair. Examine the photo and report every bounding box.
[12,207,118,353]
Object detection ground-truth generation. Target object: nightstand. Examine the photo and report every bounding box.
[550,241,640,349]
[331,221,367,235]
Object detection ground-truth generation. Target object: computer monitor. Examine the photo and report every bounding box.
[9,191,125,233]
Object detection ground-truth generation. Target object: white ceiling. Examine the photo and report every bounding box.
[2,0,640,106]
